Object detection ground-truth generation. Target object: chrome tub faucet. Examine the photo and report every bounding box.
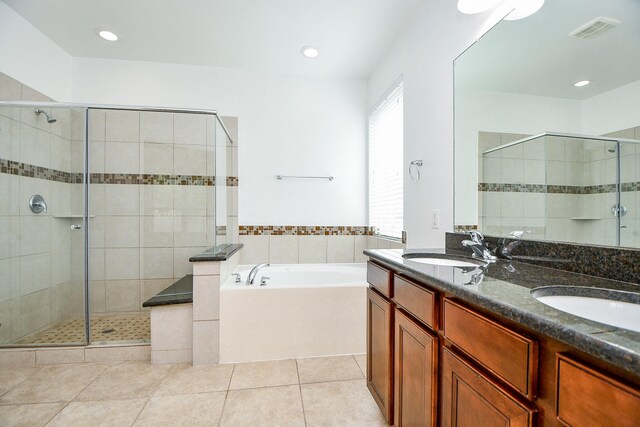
[246,263,270,285]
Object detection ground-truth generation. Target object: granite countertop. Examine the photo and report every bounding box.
[142,275,193,307]
[189,243,243,262]
[364,248,640,377]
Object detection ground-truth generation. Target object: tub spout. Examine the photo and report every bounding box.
[246,263,270,285]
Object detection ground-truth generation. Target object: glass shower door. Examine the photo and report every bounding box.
[0,103,88,346]
[619,140,637,247]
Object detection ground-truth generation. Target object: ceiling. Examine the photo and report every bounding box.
[455,0,640,100]
[3,0,422,80]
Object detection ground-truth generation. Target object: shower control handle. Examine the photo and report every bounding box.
[71,224,83,230]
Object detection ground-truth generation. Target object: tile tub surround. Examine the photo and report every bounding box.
[0,355,383,426]
[239,229,405,265]
[446,232,640,284]
[365,248,640,378]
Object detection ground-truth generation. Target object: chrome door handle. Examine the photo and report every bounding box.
[71,224,83,230]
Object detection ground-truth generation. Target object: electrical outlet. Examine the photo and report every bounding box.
[432,209,440,229]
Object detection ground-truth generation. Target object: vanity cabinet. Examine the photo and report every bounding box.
[394,308,438,427]
[365,258,640,427]
[441,348,535,427]
[367,286,394,423]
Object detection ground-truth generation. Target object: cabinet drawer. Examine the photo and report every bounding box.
[556,354,640,427]
[367,261,393,298]
[443,299,538,400]
[394,275,436,329]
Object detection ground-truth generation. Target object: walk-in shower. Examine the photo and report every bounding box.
[478,132,640,247]
[0,100,234,347]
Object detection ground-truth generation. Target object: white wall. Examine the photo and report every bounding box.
[70,58,369,226]
[0,1,72,101]
[367,1,508,247]
[582,79,640,136]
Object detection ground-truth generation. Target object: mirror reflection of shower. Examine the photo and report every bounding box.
[34,107,56,123]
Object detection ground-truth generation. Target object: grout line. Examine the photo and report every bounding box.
[218,364,235,424]
[295,359,308,426]
[129,396,150,426]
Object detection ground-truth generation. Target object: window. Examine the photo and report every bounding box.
[369,80,403,239]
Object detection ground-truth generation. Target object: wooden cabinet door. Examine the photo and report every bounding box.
[441,348,535,427]
[395,309,438,427]
[367,287,394,423]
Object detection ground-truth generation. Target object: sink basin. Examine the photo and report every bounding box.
[402,253,486,269]
[531,286,640,333]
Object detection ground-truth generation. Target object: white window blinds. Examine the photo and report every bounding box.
[369,81,403,239]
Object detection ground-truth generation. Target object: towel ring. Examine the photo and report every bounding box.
[409,160,423,182]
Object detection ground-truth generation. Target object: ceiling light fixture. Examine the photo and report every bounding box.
[96,29,118,42]
[574,80,591,87]
[301,46,319,58]
[504,0,545,21]
[456,0,505,15]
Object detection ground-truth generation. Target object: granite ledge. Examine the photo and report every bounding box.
[364,248,640,378]
[142,275,193,307]
[189,243,243,262]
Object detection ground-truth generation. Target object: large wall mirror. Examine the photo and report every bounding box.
[454,0,640,248]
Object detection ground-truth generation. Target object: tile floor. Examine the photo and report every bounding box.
[0,353,387,426]
[12,314,150,346]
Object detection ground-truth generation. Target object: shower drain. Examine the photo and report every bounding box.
[101,328,116,334]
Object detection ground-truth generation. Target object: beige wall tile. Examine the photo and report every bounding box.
[193,261,220,276]
[90,280,106,314]
[354,235,367,262]
[19,216,50,256]
[20,288,51,337]
[174,246,206,277]
[105,215,140,248]
[0,216,20,259]
[0,174,20,216]
[88,109,105,141]
[0,72,22,101]
[140,111,173,143]
[0,258,20,303]
[140,216,173,248]
[89,248,105,281]
[141,185,173,216]
[173,186,207,216]
[141,248,174,279]
[238,235,269,265]
[141,279,174,305]
[20,253,51,295]
[105,280,140,312]
[270,235,299,264]
[105,248,139,280]
[174,145,206,175]
[105,141,140,173]
[174,113,206,145]
[193,275,220,321]
[174,216,207,247]
[298,236,327,264]
[140,142,173,174]
[192,320,219,366]
[105,110,139,142]
[150,304,193,351]
[105,184,140,216]
[327,235,355,263]
[0,115,20,162]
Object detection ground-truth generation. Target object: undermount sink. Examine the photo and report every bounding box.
[402,253,486,269]
[531,286,640,333]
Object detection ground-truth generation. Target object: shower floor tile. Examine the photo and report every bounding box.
[13,314,150,345]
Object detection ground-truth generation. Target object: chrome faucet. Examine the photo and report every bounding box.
[497,230,530,260]
[246,263,270,285]
[462,231,496,262]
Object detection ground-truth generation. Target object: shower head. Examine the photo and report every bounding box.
[34,108,57,123]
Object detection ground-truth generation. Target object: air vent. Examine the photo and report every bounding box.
[569,17,621,40]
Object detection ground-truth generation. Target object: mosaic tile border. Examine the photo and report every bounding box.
[478,182,634,194]
[0,158,239,186]
[240,225,372,236]
[454,225,478,232]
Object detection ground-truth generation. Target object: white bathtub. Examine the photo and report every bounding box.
[220,263,367,363]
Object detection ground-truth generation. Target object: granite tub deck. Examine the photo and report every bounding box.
[364,248,640,378]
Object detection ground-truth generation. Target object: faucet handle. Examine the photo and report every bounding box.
[232,273,241,283]
[509,230,530,239]
[468,231,484,243]
[260,276,270,286]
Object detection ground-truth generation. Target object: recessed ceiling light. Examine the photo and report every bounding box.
[574,80,591,87]
[96,29,118,42]
[301,46,319,58]
[457,0,504,15]
[504,0,545,21]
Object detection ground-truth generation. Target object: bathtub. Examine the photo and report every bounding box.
[220,263,367,363]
